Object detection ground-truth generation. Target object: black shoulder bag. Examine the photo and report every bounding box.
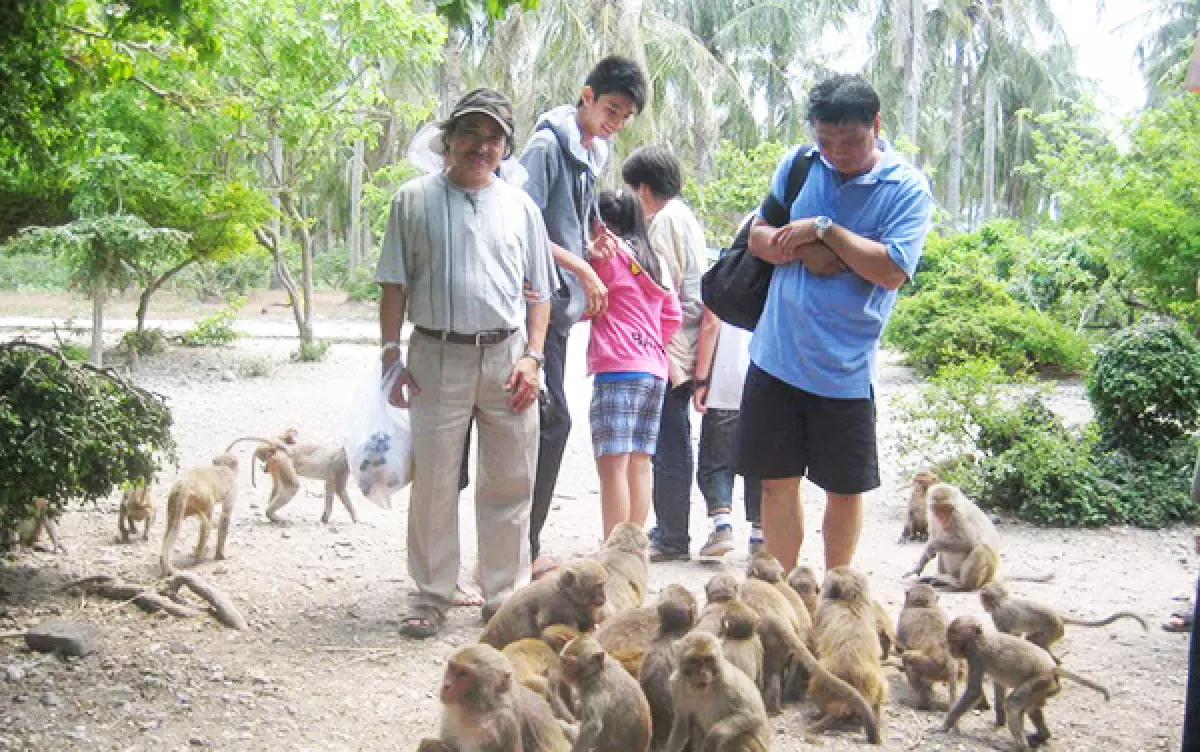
[700,146,816,331]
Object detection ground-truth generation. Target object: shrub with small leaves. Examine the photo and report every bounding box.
[291,339,330,363]
[236,357,272,378]
[0,341,176,528]
[1086,319,1200,456]
[181,297,245,347]
[119,328,168,356]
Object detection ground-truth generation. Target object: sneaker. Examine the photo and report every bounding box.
[748,539,767,556]
[648,543,691,562]
[698,528,735,558]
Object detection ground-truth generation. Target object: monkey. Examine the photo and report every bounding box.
[746,552,813,639]
[560,634,652,752]
[118,485,155,543]
[160,453,239,577]
[592,522,649,620]
[540,623,583,653]
[665,631,770,752]
[230,433,357,524]
[719,599,764,689]
[420,643,571,752]
[871,600,897,661]
[808,567,887,744]
[503,633,577,723]
[786,565,820,619]
[594,585,695,677]
[895,583,962,710]
[480,559,608,650]
[942,616,1110,751]
[5,497,67,554]
[907,482,1004,591]
[695,572,741,635]
[636,585,698,752]
[898,469,938,543]
[980,581,1148,654]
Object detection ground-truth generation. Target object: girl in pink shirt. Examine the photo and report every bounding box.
[587,190,682,540]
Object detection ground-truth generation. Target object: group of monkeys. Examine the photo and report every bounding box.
[417,473,1148,752]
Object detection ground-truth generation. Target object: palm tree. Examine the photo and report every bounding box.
[1131,0,1200,104]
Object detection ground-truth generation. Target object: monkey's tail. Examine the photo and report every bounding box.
[1059,668,1111,701]
[1063,611,1148,631]
[1006,572,1055,583]
[792,639,881,745]
[224,436,291,455]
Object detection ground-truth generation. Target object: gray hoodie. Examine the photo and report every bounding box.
[519,105,610,333]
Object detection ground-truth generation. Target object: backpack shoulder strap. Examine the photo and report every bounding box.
[760,144,817,228]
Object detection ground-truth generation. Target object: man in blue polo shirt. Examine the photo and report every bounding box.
[738,74,933,572]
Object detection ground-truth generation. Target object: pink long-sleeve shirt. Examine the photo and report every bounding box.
[586,245,683,379]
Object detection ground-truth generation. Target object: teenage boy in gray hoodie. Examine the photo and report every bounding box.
[519,56,648,575]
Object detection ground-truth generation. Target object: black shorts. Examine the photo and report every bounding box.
[735,362,880,494]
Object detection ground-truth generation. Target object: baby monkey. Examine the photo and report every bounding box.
[980,581,1147,654]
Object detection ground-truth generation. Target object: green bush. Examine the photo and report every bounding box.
[312,245,350,291]
[236,357,272,378]
[345,262,380,302]
[0,253,70,291]
[119,328,169,356]
[1086,319,1200,456]
[181,297,245,347]
[170,252,271,300]
[290,339,330,362]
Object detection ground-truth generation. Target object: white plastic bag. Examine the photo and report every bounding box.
[344,357,413,509]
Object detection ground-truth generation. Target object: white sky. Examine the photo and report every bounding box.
[1054,0,1153,117]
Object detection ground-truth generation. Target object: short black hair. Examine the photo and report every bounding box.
[806,74,880,126]
[621,146,682,199]
[584,56,648,114]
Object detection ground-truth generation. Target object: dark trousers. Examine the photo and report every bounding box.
[1185,576,1200,751]
[698,408,761,525]
[529,326,571,560]
[651,381,695,551]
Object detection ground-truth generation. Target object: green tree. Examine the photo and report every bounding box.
[1133,0,1200,104]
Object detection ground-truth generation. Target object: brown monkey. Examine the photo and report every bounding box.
[118,485,155,543]
[593,522,649,619]
[480,559,607,649]
[503,634,576,723]
[695,572,741,634]
[943,616,1110,751]
[895,583,961,710]
[419,643,571,752]
[160,453,239,576]
[907,483,1003,591]
[872,600,897,660]
[719,599,764,689]
[11,497,67,553]
[746,552,812,638]
[232,433,357,524]
[665,631,770,752]
[809,567,887,743]
[786,564,820,618]
[637,585,698,751]
[980,581,1148,653]
[560,634,652,751]
[898,469,938,543]
[595,585,694,663]
[540,623,582,653]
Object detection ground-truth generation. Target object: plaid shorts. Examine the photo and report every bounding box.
[589,376,668,458]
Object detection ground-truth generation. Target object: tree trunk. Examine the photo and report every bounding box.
[946,40,965,228]
[348,137,365,273]
[441,28,464,116]
[267,129,285,291]
[981,74,997,223]
[90,277,105,367]
[900,0,923,153]
[280,194,315,343]
[136,257,197,337]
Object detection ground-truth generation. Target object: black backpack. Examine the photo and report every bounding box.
[700,146,816,331]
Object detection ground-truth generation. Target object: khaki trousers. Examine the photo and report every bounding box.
[406,330,537,611]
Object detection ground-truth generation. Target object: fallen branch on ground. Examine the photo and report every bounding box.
[63,575,202,619]
[163,572,248,630]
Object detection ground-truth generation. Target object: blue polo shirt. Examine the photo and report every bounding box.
[750,140,932,399]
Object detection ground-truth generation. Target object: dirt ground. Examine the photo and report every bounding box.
[0,295,1194,751]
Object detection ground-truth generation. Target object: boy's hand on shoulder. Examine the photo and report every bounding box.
[590,224,620,259]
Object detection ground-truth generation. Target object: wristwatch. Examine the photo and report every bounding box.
[813,215,833,241]
[522,348,545,367]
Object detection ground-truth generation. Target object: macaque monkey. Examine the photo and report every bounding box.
[480,560,608,649]
[980,581,1147,654]
[503,632,576,723]
[160,453,238,576]
[907,483,1003,591]
[746,552,813,637]
[871,600,897,661]
[8,497,66,553]
[665,631,770,752]
[719,599,764,688]
[637,585,697,751]
[418,643,570,752]
[695,573,741,634]
[593,522,649,619]
[896,583,962,710]
[595,585,695,666]
[943,616,1110,751]
[560,634,652,751]
[809,567,887,743]
[232,432,357,524]
[118,485,155,543]
[786,565,820,618]
[898,469,938,543]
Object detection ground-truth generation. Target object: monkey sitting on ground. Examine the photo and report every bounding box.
[746,552,813,639]
[118,485,155,543]
[787,565,820,618]
[942,616,1110,751]
[160,453,239,576]
[980,581,1148,655]
[503,629,577,723]
[896,583,962,710]
[719,598,764,689]
[592,522,649,620]
[417,643,570,752]
[907,482,1004,591]
[560,634,652,751]
[480,559,607,649]
[666,631,770,752]
[898,469,938,543]
[596,585,694,675]
[809,567,887,743]
[637,584,697,751]
[3,497,67,554]
[695,572,741,635]
[231,432,358,524]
